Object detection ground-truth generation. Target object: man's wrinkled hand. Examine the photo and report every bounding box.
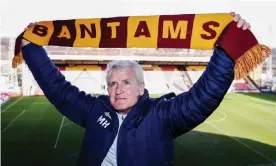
[230,12,251,30]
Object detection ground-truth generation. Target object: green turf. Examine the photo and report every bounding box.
[1,93,276,166]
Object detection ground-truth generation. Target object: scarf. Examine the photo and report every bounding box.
[12,13,271,79]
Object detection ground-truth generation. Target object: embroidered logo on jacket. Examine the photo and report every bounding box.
[97,115,110,128]
[104,112,112,120]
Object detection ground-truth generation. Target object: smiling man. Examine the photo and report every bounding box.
[21,13,251,166]
[107,60,145,114]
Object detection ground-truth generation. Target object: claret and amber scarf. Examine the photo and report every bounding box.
[13,13,271,79]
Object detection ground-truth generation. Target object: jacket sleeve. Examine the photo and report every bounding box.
[22,43,98,128]
[155,46,235,138]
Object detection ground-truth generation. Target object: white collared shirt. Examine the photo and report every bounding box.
[101,113,127,166]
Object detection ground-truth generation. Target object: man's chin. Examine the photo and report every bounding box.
[114,105,131,113]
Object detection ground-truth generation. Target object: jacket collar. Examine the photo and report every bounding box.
[123,89,150,125]
[98,89,150,126]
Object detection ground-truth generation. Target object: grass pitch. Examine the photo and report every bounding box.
[1,93,276,166]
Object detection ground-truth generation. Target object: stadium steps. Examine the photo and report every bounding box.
[246,76,261,92]
[177,66,193,90]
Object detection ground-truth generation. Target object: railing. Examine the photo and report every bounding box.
[45,47,213,57]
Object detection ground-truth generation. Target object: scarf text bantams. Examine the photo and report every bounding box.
[23,14,233,48]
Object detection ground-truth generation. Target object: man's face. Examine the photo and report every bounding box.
[107,67,144,113]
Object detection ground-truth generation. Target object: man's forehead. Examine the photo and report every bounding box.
[110,68,134,76]
[109,68,136,81]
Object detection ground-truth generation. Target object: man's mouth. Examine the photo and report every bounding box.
[115,98,126,101]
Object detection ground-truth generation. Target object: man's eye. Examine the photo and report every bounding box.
[124,81,130,85]
[110,82,116,87]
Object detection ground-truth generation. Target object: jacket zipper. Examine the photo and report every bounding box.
[98,100,119,164]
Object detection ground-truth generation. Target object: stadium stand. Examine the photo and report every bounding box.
[44,64,208,95]
[232,77,260,92]
[1,36,275,98]
[65,65,104,94]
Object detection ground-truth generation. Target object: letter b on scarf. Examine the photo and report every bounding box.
[33,25,48,37]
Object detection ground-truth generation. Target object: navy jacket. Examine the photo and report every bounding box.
[22,43,235,166]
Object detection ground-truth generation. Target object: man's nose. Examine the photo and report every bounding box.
[115,84,124,94]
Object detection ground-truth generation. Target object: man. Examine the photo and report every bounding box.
[21,13,250,166]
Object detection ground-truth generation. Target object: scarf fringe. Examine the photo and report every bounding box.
[234,44,271,80]
[12,51,23,68]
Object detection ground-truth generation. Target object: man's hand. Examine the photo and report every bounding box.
[230,12,251,30]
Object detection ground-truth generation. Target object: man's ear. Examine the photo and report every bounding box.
[138,83,145,96]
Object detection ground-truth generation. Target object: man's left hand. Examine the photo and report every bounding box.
[230,12,251,30]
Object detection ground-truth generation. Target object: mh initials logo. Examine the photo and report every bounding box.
[97,115,110,128]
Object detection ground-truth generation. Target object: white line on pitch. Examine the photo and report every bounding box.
[207,111,227,123]
[54,116,65,148]
[2,110,26,132]
[1,97,23,114]
[206,121,276,165]
[63,122,73,127]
